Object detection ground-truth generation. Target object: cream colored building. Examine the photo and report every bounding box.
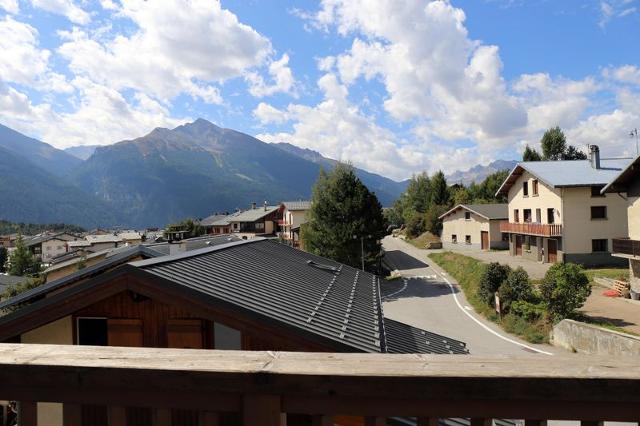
[280,201,311,247]
[25,232,80,263]
[603,155,640,298]
[496,146,629,266]
[439,204,508,251]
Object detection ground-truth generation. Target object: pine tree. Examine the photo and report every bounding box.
[8,234,41,277]
[0,246,7,273]
[523,145,542,161]
[304,164,387,270]
[429,171,450,206]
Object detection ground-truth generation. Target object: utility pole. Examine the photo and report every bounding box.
[631,128,639,156]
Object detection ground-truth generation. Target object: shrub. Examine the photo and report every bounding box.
[511,300,546,322]
[540,263,591,321]
[405,212,425,238]
[478,262,511,306]
[498,267,532,312]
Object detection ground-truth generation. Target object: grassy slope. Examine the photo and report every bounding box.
[406,232,441,249]
[429,251,551,344]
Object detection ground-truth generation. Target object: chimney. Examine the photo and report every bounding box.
[264,201,268,211]
[589,145,600,169]
[251,202,256,210]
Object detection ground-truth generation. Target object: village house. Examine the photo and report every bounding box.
[496,146,629,266]
[279,200,311,248]
[227,203,283,238]
[602,154,640,300]
[439,203,508,251]
[25,232,80,262]
[0,238,466,426]
[199,213,230,234]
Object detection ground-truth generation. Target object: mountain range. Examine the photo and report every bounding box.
[445,159,518,186]
[0,120,409,228]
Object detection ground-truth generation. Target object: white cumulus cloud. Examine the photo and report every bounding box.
[30,0,91,25]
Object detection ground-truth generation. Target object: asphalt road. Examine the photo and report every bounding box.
[381,236,559,356]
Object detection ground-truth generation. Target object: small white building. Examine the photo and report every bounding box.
[280,201,311,247]
[439,204,509,251]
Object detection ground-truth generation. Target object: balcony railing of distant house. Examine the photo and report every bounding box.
[500,222,562,237]
[1,343,639,426]
[612,237,640,258]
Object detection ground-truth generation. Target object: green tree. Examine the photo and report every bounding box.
[304,164,387,269]
[564,145,587,160]
[399,172,431,222]
[0,246,7,273]
[404,211,425,238]
[8,234,41,277]
[429,171,450,206]
[424,204,449,235]
[451,186,472,205]
[477,262,511,306]
[541,126,567,160]
[523,145,542,161]
[498,267,532,312]
[540,263,591,321]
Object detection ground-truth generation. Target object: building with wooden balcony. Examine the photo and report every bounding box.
[602,154,640,299]
[0,238,467,426]
[439,204,508,251]
[496,145,629,266]
[279,200,311,248]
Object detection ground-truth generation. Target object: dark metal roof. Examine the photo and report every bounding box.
[25,232,79,247]
[133,238,386,353]
[383,318,468,355]
[0,245,163,310]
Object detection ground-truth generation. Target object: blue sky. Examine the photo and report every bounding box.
[0,0,639,180]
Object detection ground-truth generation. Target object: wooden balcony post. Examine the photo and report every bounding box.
[108,406,127,426]
[199,411,220,426]
[417,418,439,426]
[364,417,385,426]
[152,408,171,426]
[311,415,333,426]
[63,404,82,426]
[243,394,282,426]
[19,402,37,426]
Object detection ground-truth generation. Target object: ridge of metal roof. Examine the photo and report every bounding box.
[439,203,508,220]
[130,237,264,268]
[0,245,164,310]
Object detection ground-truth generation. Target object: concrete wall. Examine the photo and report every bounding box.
[21,316,73,344]
[562,186,628,256]
[41,239,69,262]
[441,208,490,249]
[553,319,640,358]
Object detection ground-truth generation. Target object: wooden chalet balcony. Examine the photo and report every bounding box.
[612,237,640,258]
[2,343,639,425]
[500,222,562,237]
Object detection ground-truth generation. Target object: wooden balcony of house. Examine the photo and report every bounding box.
[612,237,640,259]
[500,222,562,237]
[1,343,639,426]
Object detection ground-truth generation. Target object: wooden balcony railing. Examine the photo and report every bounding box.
[612,237,640,257]
[1,343,639,425]
[500,222,562,237]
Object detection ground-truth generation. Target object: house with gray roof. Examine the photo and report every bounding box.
[280,200,312,248]
[227,203,283,238]
[25,232,80,262]
[439,203,508,251]
[496,145,630,266]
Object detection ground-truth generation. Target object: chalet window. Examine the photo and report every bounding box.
[523,181,529,197]
[77,318,108,346]
[532,180,539,196]
[514,209,519,223]
[547,208,555,224]
[591,206,607,220]
[465,235,471,245]
[214,323,241,350]
[591,185,605,197]
[464,212,471,220]
[452,234,457,244]
[592,239,608,252]
[523,209,532,223]
[535,208,541,223]
[255,222,265,230]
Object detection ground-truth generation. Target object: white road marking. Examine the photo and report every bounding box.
[430,268,554,356]
[383,278,408,300]
[464,306,473,311]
